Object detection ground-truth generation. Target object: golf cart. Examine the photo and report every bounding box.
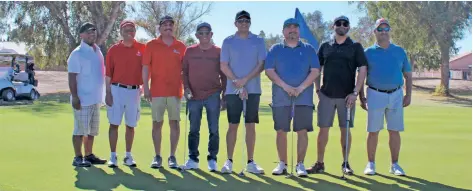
[0,52,40,101]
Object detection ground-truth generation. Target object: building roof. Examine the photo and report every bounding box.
[450,52,472,70]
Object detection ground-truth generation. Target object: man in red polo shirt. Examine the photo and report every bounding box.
[142,16,187,169]
[105,20,145,168]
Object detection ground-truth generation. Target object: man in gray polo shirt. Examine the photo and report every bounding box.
[220,10,267,174]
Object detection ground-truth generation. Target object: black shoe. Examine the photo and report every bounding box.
[72,156,91,167]
[306,162,325,174]
[85,154,107,165]
[342,162,354,175]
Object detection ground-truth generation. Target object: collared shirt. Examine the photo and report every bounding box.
[220,32,267,95]
[265,40,320,107]
[318,37,368,98]
[364,43,412,90]
[67,40,105,106]
[106,40,146,85]
[182,44,227,100]
[142,36,187,98]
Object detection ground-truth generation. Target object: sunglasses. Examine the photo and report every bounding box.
[236,19,251,24]
[335,21,349,27]
[376,27,391,32]
[197,31,211,36]
[122,29,136,33]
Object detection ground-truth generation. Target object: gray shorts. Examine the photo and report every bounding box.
[272,105,314,132]
[367,88,404,132]
[317,92,355,128]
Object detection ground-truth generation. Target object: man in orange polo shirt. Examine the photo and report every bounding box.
[105,20,145,168]
[142,15,187,169]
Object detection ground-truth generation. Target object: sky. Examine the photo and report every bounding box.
[135,1,472,55]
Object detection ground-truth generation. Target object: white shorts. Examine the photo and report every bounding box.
[107,85,141,127]
[367,88,404,132]
[73,104,100,136]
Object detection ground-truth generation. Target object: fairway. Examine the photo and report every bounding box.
[0,78,471,191]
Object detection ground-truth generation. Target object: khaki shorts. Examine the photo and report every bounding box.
[151,97,181,122]
[73,104,100,136]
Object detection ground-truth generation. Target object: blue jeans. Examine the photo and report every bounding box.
[187,92,220,162]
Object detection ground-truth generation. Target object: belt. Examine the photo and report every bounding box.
[368,86,401,94]
[112,83,140,89]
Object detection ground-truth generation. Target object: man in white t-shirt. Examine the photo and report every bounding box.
[68,22,107,167]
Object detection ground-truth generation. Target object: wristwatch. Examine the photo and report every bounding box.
[352,91,359,96]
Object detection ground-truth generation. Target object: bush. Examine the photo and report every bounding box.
[433,85,448,96]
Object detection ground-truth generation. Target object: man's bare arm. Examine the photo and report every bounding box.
[142,65,150,90]
[244,60,265,81]
[265,69,290,89]
[220,61,237,81]
[354,66,367,93]
[403,72,412,96]
[315,66,323,91]
[299,68,320,90]
[68,73,79,98]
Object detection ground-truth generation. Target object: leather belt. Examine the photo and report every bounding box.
[112,83,140,89]
[368,86,401,94]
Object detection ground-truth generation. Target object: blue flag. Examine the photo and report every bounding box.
[294,8,319,51]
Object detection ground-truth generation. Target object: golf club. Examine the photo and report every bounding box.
[341,107,351,180]
[238,96,247,177]
[178,95,190,172]
[285,96,296,179]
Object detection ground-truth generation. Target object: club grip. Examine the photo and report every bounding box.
[346,108,351,121]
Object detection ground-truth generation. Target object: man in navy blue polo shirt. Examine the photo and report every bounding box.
[265,18,320,177]
[360,18,412,176]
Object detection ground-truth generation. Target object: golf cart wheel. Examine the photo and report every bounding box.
[29,90,38,100]
[2,88,15,101]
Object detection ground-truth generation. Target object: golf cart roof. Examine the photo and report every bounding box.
[0,52,34,64]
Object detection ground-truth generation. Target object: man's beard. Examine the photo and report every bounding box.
[335,28,348,36]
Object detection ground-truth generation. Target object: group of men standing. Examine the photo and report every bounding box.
[67,10,412,177]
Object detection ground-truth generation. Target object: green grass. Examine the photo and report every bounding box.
[0,79,471,191]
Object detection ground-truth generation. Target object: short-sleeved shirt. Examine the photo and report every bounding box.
[265,41,320,107]
[317,37,368,98]
[220,32,266,95]
[142,36,187,98]
[67,41,105,106]
[106,40,146,85]
[364,43,412,90]
[182,44,227,100]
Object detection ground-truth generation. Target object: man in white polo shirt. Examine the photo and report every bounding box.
[68,22,107,167]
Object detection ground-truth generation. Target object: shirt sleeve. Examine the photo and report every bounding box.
[258,38,267,62]
[354,43,368,67]
[142,42,152,66]
[264,45,276,70]
[105,46,113,78]
[402,49,412,72]
[317,43,325,67]
[310,45,321,69]
[67,52,80,73]
[220,39,230,63]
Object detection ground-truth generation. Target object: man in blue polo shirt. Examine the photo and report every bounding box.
[220,10,267,174]
[360,18,412,176]
[265,18,320,177]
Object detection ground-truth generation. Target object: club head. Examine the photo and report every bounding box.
[285,173,293,179]
[177,165,186,172]
[238,171,245,177]
[340,175,348,180]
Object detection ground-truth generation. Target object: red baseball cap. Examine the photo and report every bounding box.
[120,20,136,29]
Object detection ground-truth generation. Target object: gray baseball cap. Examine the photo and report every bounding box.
[196,22,212,31]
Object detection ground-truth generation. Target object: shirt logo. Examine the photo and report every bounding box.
[173,49,180,54]
[136,51,142,56]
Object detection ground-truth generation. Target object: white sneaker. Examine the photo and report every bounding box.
[221,160,233,174]
[182,159,199,170]
[364,162,376,175]
[124,155,137,167]
[208,160,217,172]
[272,161,287,175]
[246,161,264,174]
[296,162,308,177]
[390,163,406,176]
[108,155,118,168]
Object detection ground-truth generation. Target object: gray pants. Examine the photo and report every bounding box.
[317,92,355,128]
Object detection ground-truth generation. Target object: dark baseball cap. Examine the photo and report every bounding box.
[120,20,136,29]
[375,18,390,28]
[159,15,175,25]
[196,22,212,31]
[235,10,251,20]
[79,22,96,33]
[333,15,350,24]
[283,18,299,28]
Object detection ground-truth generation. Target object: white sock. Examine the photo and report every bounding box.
[126,152,132,157]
